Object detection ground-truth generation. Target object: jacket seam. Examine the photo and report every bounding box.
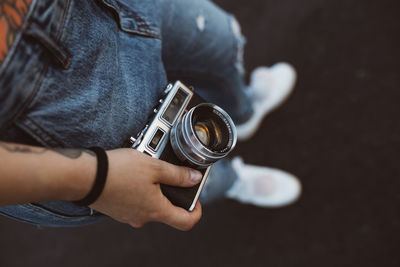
[22,117,63,147]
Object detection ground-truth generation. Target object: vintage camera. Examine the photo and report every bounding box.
[129,81,237,211]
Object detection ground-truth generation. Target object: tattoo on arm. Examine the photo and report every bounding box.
[0,142,46,154]
[0,142,95,159]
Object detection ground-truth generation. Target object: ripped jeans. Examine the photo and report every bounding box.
[0,0,253,227]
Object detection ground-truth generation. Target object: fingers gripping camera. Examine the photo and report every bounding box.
[129,81,237,211]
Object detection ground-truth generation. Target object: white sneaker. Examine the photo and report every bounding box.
[236,62,297,141]
[226,157,301,208]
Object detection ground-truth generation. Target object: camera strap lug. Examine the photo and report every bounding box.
[130,124,149,148]
[163,83,173,95]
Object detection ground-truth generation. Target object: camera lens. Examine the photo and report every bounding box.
[170,103,237,167]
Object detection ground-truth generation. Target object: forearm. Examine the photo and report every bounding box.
[0,142,203,230]
[0,142,96,206]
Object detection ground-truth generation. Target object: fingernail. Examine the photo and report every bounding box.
[190,170,203,183]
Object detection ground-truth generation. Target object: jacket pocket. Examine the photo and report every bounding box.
[96,0,161,38]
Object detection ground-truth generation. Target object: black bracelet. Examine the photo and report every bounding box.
[73,147,108,206]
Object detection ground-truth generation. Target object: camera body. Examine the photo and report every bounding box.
[129,81,236,211]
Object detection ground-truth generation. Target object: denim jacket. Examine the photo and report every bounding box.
[0,0,168,227]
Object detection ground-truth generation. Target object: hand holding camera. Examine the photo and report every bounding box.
[129,81,237,211]
[89,148,203,231]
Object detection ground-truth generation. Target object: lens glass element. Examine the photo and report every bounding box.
[194,122,211,146]
[194,119,225,151]
[191,106,231,153]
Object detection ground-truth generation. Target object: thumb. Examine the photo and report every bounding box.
[155,160,203,187]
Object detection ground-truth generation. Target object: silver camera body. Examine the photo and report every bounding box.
[129,81,237,211]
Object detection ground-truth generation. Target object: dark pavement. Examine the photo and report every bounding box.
[0,0,399,266]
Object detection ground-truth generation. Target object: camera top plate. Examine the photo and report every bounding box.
[130,81,194,159]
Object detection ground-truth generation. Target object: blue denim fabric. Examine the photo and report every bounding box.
[0,0,252,227]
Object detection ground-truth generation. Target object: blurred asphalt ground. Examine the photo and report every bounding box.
[0,0,399,266]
